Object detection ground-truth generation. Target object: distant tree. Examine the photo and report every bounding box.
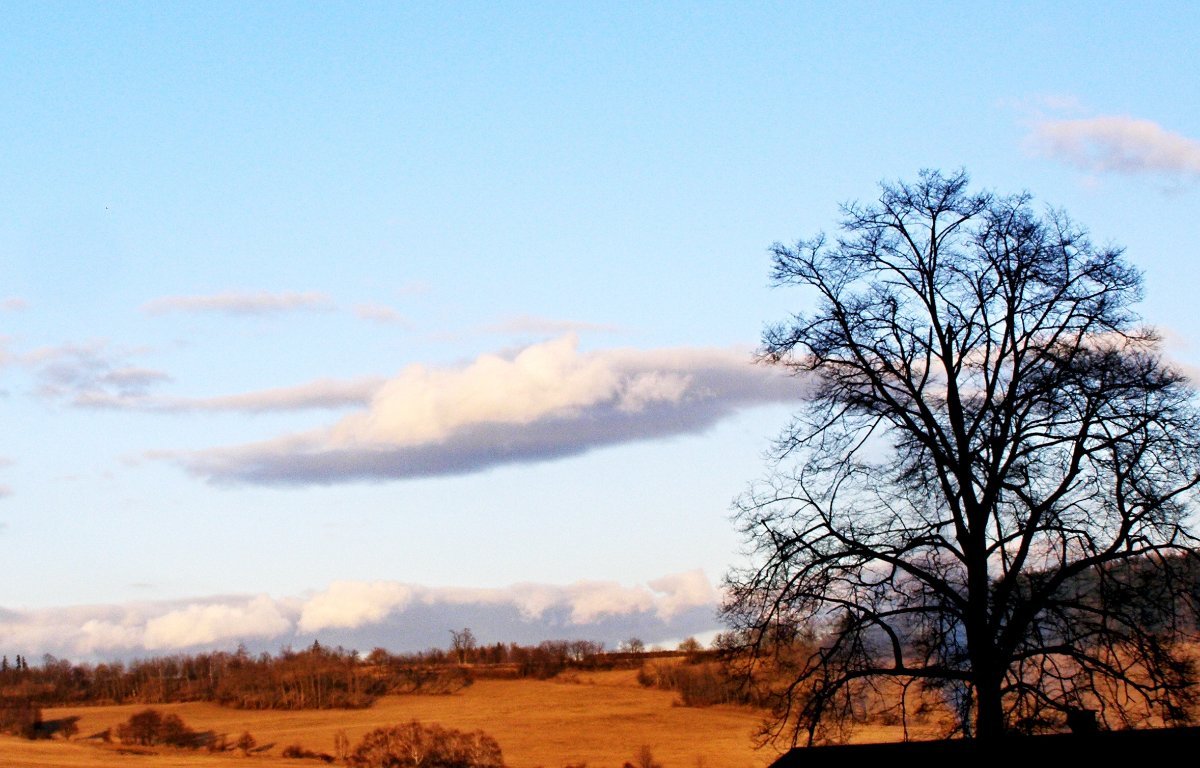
[623,638,645,655]
[367,647,392,666]
[677,638,703,655]
[724,170,1200,744]
[450,628,477,665]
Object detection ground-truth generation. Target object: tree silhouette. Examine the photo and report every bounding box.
[724,170,1200,744]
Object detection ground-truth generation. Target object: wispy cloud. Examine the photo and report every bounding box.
[1027,115,1200,182]
[353,303,410,325]
[1,297,28,312]
[142,291,335,316]
[167,335,800,485]
[0,571,722,660]
[156,377,385,413]
[481,315,623,336]
[25,341,172,406]
[0,484,11,499]
[23,340,382,413]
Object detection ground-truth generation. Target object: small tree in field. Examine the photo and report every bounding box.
[724,170,1200,744]
[236,730,257,755]
[346,720,503,768]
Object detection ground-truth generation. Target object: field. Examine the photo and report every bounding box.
[0,670,786,768]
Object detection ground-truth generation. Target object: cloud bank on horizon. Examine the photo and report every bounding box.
[165,334,801,486]
[0,570,721,660]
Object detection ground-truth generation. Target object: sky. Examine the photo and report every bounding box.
[2,2,1199,661]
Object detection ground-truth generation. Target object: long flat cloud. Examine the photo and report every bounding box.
[0,571,722,660]
[141,290,335,316]
[170,335,801,485]
[150,377,384,413]
[1028,115,1200,180]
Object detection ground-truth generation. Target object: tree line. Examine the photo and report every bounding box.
[0,636,627,711]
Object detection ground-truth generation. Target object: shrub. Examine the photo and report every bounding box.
[116,709,162,746]
[282,743,335,761]
[632,745,662,768]
[347,720,503,768]
[236,730,257,754]
[0,698,41,739]
[115,708,202,748]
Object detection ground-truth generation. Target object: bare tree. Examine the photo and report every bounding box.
[450,628,477,665]
[723,170,1200,744]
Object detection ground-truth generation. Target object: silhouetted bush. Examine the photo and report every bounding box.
[283,743,335,762]
[115,708,205,748]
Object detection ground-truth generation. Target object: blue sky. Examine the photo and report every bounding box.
[2,2,1199,659]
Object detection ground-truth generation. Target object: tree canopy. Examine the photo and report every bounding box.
[723,170,1200,744]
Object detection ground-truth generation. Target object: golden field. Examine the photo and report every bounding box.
[0,669,941,768]
[1,670,770,768]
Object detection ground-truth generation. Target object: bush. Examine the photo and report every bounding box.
[115,708,202,748]
[236,730,257,754]
[283,743,335,762]
[0,698,41,739]
[347,720,503,768]
[628,745,662,768]
[637,661,749,707]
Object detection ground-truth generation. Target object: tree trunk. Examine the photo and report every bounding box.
[974,671,1005,742]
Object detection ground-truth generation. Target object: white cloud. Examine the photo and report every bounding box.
[171,335,801,485]
[76,619,144,655]
[142,595,292,649]
[648,570,721,620]
[1027,115,1200,180]
[294,574,717,634]
[0,571,723,660]
[561,581,656,624]
[298,581,414,633]
[142,290,335,316]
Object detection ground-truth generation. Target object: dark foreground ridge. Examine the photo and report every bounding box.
[770,727,1200,767]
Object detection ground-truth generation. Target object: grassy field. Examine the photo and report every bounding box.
[4,669,942,767]
[3,670,776,768]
